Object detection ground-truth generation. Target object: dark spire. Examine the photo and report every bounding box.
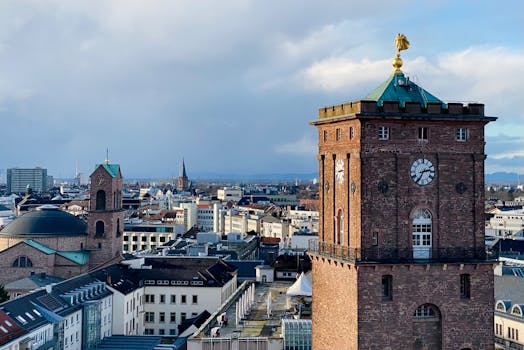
[180,159,188,178]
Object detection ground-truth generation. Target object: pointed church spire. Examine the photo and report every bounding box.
[180,159,187,178]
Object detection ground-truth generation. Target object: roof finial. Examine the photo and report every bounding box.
[105,148,110,164]
[393,33,410,73]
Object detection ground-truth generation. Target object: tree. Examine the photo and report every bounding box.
[0,285,9,303]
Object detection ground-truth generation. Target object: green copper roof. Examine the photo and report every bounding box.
[23,239,89,265]
[98,164,120,178]
[57,251,89,265]
[24,239,56,254]
[364,72,443,107]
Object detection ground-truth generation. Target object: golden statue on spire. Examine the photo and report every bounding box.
[393,33,409,73]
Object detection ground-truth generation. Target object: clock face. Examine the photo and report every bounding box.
[335,159,344,184]
[410,158,435,186]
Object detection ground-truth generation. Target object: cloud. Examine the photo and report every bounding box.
[274,135,316,157]
[486,156,524,174]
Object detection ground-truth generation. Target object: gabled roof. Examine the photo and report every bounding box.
[364,72,442,107]
[22,240,89,265]
[95,163,121,178]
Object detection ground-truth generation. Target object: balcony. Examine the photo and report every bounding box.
[308,240,498,264]
[495,336,524,350]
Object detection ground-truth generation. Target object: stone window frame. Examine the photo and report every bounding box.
[12,256,33,268]
[460,274,471,299]
[381,275,393,301]
[378,126,389,140]
[417,127,428,141]
[456,127,468,141]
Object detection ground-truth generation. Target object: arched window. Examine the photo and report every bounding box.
[496,301,508,312]
[12,256,33,268]
[95,220,105,237]
[512,305,523,316]
[96,190,106,211]
[412,208,432,259]
[414,304,439,319]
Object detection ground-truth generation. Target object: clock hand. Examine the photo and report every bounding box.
[415,169,430,183]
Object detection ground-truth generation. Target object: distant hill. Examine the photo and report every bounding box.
[486,172,523,185]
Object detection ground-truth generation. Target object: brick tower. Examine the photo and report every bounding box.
[309,35,497,349]
[177,159,190,192]
[87,161,124,268]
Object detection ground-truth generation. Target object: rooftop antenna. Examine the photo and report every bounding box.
[105,148,110,164]
[75,160,79,178]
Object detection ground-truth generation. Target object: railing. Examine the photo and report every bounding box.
[495,336,524,350]
[308,240,498,263]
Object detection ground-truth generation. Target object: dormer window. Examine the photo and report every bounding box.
[379,127,389,140]
[418,127,428,140]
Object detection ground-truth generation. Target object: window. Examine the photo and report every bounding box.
[159,329,165,335]
[159,312,165,323]
[379,126,389,140]
[145,312,155,323]
[456,128,468,141]
[160,294,165,304]
[141,236,147,242]
[418,127,428,140]
[12,256,33,268]
[382,275,393,301]
[414,305,436,318]
[144,328,154,335]
[95,221,105,237]
[192,295,198,304]
[170,329,177,335]
[496,302,506,311]
[460,274,470,299]
[170,312,176,323]
[170,295,176,304]
[512,306,522,316]
[323,130,328,142]
[181,312,187,322]
[159,237,166,243]
[181,295,187,304]
[372,232,378,246]
[124,236,129,241]
[349,127,355,140]
[96,190,106,210]
[145,294,155,303]
[336,128,341,141]
[132,236,138,241]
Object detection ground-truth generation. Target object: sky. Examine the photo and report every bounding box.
[0,0,522,179]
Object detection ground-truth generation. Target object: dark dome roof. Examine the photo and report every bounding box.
[1,205,87,236]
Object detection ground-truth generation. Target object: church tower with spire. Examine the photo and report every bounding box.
[309,35,496,349]
[177,159,190,192]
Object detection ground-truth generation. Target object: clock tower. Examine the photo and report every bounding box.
[309,35,496,349]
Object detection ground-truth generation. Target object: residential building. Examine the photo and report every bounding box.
[122,222,184,253]
[486,209,524,237]
[7,167,48,194]
[217,187,242,203]
[91,257,237,337]
[494,266,524,350]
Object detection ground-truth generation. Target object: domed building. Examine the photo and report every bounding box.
[0,205,88,251]
[0,163,124,285]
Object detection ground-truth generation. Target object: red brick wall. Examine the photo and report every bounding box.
[311,257,358,350]
[87,165,124,268]
[357,262,494,349]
